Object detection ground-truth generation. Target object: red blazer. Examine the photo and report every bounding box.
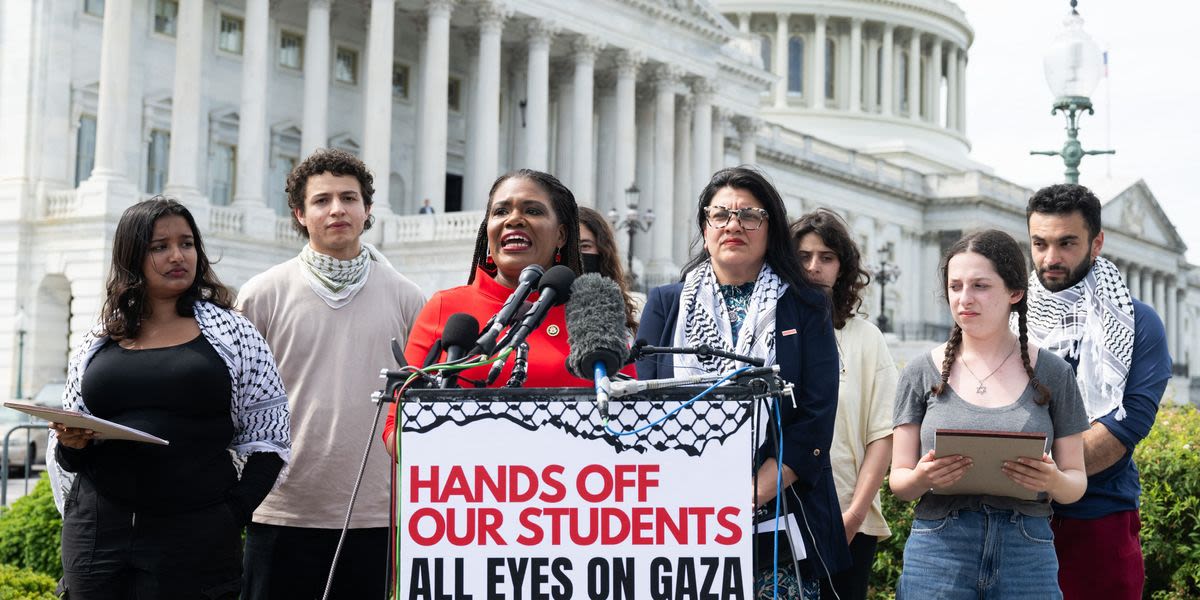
[383,268,632,443]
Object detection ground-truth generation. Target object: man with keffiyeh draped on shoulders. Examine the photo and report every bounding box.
[237,149,425,600]
[1021,183,1171,600]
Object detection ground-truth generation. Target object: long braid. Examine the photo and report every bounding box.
[1017,307,1052,405]
[466,220,490,284]
[931,324,962,397]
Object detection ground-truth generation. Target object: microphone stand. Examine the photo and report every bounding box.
[630,343,766,367]
[505,343,529,388]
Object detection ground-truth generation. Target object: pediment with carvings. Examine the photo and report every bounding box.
[1102,179,1186,251]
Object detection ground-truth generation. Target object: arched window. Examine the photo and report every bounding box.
[825,38,836,101]
[759,34,772,71]
[787,36,804,94]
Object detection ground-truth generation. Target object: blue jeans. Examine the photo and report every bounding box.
[898,505,1062,600]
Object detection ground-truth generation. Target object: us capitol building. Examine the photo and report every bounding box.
[1,0,1196,402]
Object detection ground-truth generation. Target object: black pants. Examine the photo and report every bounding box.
[59,476,242,600]
[819,532,878,600]
[241,522,389,600]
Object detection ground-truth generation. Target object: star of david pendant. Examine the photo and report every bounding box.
[976,384,987,395]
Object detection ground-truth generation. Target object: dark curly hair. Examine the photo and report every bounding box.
[578,207,638,333]
[467,169,582,284]
[1026,183,1102,241]
[682,167,815,299]
[285,148,375,238]
[101,197,233,340]
[931,229,1050,406]
[790,209,870,329]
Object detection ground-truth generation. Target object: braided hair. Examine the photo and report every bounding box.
[930,229,1051,405]
[467,169,582,284]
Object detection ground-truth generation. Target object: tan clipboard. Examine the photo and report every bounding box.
[4,402,170,445]
[933,429,1047,501]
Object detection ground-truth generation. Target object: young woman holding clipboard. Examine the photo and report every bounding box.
[888,229,1088,599]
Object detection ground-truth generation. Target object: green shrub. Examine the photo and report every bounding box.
[0,474,62,580]
[0,563,56,600]
[868,481,910,600]
[1137,405,1200,599]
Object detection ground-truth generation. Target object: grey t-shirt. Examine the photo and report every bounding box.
[894,347,1090,519]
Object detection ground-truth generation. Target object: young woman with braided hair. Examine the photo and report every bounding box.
[889,229,1089,598]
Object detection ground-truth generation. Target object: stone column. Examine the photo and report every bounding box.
[362,0,396,214]
[613,50,641,209]
[673,95,693,265]
[633,88,655,270]
[849,18,863,113]
[650,66,680,278]
[234,0,270,207]
[88,0,134,181]
[881,24,894,116]
[415,0,453,211]
[929,37,943,126]
[1167,278,1178,359]
[164,0,204,198]
[812,14,827,109]
[773,13,789,108]
[552,67,573,182]
[946,45,959,132]
[466,2,506,211]
[907,30,921,120]
[301,0,331,155]
[0,1,36,184]
[736,117,758,165]
[691,80,714,197]
[957,51,967,132]
[571,36,603,206]
[523,20,554,171]
[1153,273,1165,317]
[711,107,727,173]
[1127,264,1141,299]
[1141,267,1153,305]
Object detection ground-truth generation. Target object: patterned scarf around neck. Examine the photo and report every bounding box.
[299,243,383,309]
[671,261,786,375]
[1022,256,1135,421]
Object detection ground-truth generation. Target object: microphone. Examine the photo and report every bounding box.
[485,265,577,385]
[565,273,631,422]
[472,264,544,355]
[438,313,481,388]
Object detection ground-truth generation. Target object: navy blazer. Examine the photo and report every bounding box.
[636,281,850,577]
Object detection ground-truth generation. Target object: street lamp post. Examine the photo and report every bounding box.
[1030,0,1114,183]
[868,251,901,333]
[607,183,655,290]
[13,308,26,400]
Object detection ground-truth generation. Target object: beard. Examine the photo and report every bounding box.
[1037,257,1093,292]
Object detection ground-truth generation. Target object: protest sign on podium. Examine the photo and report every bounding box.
[394,386,761,600]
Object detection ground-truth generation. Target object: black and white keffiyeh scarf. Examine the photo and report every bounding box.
[671,261,786,375]
[299,243,393,309]
[1022,256,1135,421]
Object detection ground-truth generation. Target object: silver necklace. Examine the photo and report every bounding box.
[959,340,1018,395]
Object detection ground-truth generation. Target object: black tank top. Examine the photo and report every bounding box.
[80,334,235,512]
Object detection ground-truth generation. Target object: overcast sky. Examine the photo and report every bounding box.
[954,0,1199,263]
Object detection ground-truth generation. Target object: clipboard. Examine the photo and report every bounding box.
[4,402,170,445]
[933,428,1047,501]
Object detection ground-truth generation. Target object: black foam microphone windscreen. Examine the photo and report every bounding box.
[565,273,630,379]
[440,313,481,363]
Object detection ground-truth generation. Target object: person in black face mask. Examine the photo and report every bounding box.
[578,207,639,335]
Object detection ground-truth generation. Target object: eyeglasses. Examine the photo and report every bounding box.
[703,206,769,230]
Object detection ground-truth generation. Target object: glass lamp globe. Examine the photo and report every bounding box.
[1043,11,1103,100]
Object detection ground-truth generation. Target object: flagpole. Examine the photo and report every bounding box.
[1104,49,1112,178]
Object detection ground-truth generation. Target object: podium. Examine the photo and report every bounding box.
[394,385,766,600]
